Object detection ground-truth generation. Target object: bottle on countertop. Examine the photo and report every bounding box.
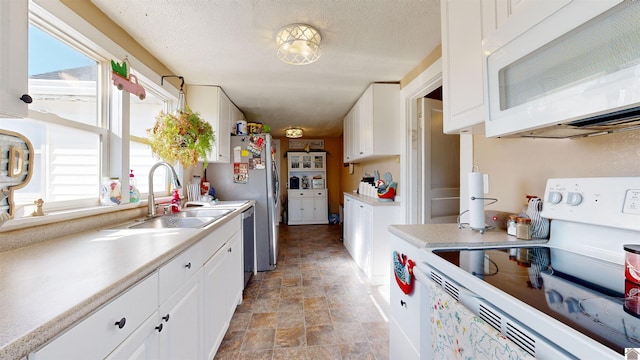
[129,170,140,203]
[171,189,181,213]
[506,215,518,236]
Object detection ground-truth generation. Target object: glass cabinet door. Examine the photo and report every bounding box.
[290,154,301,169]
[313,155,324,170]
[302,155,312,168]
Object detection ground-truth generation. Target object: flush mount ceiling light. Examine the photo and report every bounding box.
[276,24,321,65]
[285,128,303,138]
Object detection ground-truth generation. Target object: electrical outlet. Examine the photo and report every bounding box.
[483,173,489,194]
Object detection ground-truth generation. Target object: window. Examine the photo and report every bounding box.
[0,7,177,216]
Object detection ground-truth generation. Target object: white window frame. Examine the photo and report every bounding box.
[20,1,179,215]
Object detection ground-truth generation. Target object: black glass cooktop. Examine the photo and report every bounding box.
[433,247,636,355]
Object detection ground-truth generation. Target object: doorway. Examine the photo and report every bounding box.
[415,89,460,224]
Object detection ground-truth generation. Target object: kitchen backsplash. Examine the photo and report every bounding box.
[476,129,640,213]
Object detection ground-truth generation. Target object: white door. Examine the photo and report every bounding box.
[417,98,460,224]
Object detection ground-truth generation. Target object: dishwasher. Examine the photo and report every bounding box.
[242,205,255,288]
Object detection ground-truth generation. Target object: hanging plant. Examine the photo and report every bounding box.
[147,106,214,169]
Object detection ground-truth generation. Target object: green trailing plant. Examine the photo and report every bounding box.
[147,106,214,169]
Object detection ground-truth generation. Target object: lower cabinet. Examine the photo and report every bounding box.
[343,194,400,284]
[30,215,244,360]
[389,233,429,360]
[105,312,160,360]
[287,189,328,225]
[158,270,203,360]
[203,228,243,359]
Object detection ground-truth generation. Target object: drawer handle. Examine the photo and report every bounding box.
[162,314,170,322]
[114,317,126,329]
[400,300,406,307]
[185,262,192,269]
[155,323,163,332]
[20,94,33,104]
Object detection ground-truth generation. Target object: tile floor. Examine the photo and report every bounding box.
[214,224,390,360]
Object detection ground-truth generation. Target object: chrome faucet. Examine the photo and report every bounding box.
[148,161,182,217]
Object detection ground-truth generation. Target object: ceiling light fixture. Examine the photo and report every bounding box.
[276,24,321,65]
[285,128,303,138]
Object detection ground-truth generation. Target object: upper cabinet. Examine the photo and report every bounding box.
[343,83,400,163]
[441,0,533,134]
[188,85,243,164]
[441,0,487,134]
[0,0,29,118]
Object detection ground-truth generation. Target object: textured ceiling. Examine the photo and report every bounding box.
[91,0,441,138]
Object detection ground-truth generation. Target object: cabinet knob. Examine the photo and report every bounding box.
[155,323,163,332]
[162,314,170,322]
[114,317,127,329]
[228,247,232,253]
[185,262,192,269]
[19,94,33,104]
[400,300,406,307]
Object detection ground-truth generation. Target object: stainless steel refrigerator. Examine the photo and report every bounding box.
[206,134,280,271]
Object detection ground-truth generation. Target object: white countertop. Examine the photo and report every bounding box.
[0,202,254,360]
[388,223,548,249]
[344,191,400,206]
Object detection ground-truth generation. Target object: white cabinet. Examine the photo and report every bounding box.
[441,0,488,134]
[0,0,29,118]
[187,85,243,163]
[202,216,243,359]
[30,274,159,360]
[105,312,160,360]
[287,151,327,225]
[158,268,203,360]
[343,83,400,163]
[287,189,328,225]
[31,213,245,360]
[342,194,401,284]
[389,233,428,360]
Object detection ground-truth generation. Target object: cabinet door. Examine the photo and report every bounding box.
[227,232,243,316]
[0,0,29,118]
[441,0,486,134]
[389,234,425,358]
[312,154,325,170]
[360,204,373,273]
[313,191,328,223]
[203,247,228,360]
[217,93,231,163]
[158,270,202,360]
[358,86,373,157]
[288,196,303,223]
[300,197,315,222]
[343,197,354,254]
[105,313,160,360]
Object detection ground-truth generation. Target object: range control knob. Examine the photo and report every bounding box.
[547,191,563,204]
[564,297,580,313]
[566,192,583,206]
[545,290,563,304]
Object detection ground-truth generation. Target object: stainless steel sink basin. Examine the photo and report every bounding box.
[175,208,233,218]
[127,216,218,229]
[103,208,234,230]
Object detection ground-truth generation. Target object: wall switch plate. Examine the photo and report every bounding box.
[483,173,489,194]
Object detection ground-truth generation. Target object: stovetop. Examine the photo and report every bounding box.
[433,245,637,355]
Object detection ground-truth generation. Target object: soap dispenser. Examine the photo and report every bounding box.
[129,170,140,203]
[171,189,181,213]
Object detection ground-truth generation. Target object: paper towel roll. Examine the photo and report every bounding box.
[468,172,485,230]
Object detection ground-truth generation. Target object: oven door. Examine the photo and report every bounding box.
[414,262,571,360]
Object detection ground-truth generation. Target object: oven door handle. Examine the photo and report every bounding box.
[413,263,430,285]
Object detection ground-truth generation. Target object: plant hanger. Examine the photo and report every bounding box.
[161,75,185,112]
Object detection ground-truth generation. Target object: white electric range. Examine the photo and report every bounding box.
[416,177,640,359]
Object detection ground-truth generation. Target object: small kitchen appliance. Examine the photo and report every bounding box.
[416,177,640,359]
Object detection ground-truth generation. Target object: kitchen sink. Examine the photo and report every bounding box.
[105,208,234,230]
[126,216,218,229]
[174,208,233,218]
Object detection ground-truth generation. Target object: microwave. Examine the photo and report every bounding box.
[484,0,640,138]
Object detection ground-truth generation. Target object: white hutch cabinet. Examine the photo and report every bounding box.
[287,152,328,225]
